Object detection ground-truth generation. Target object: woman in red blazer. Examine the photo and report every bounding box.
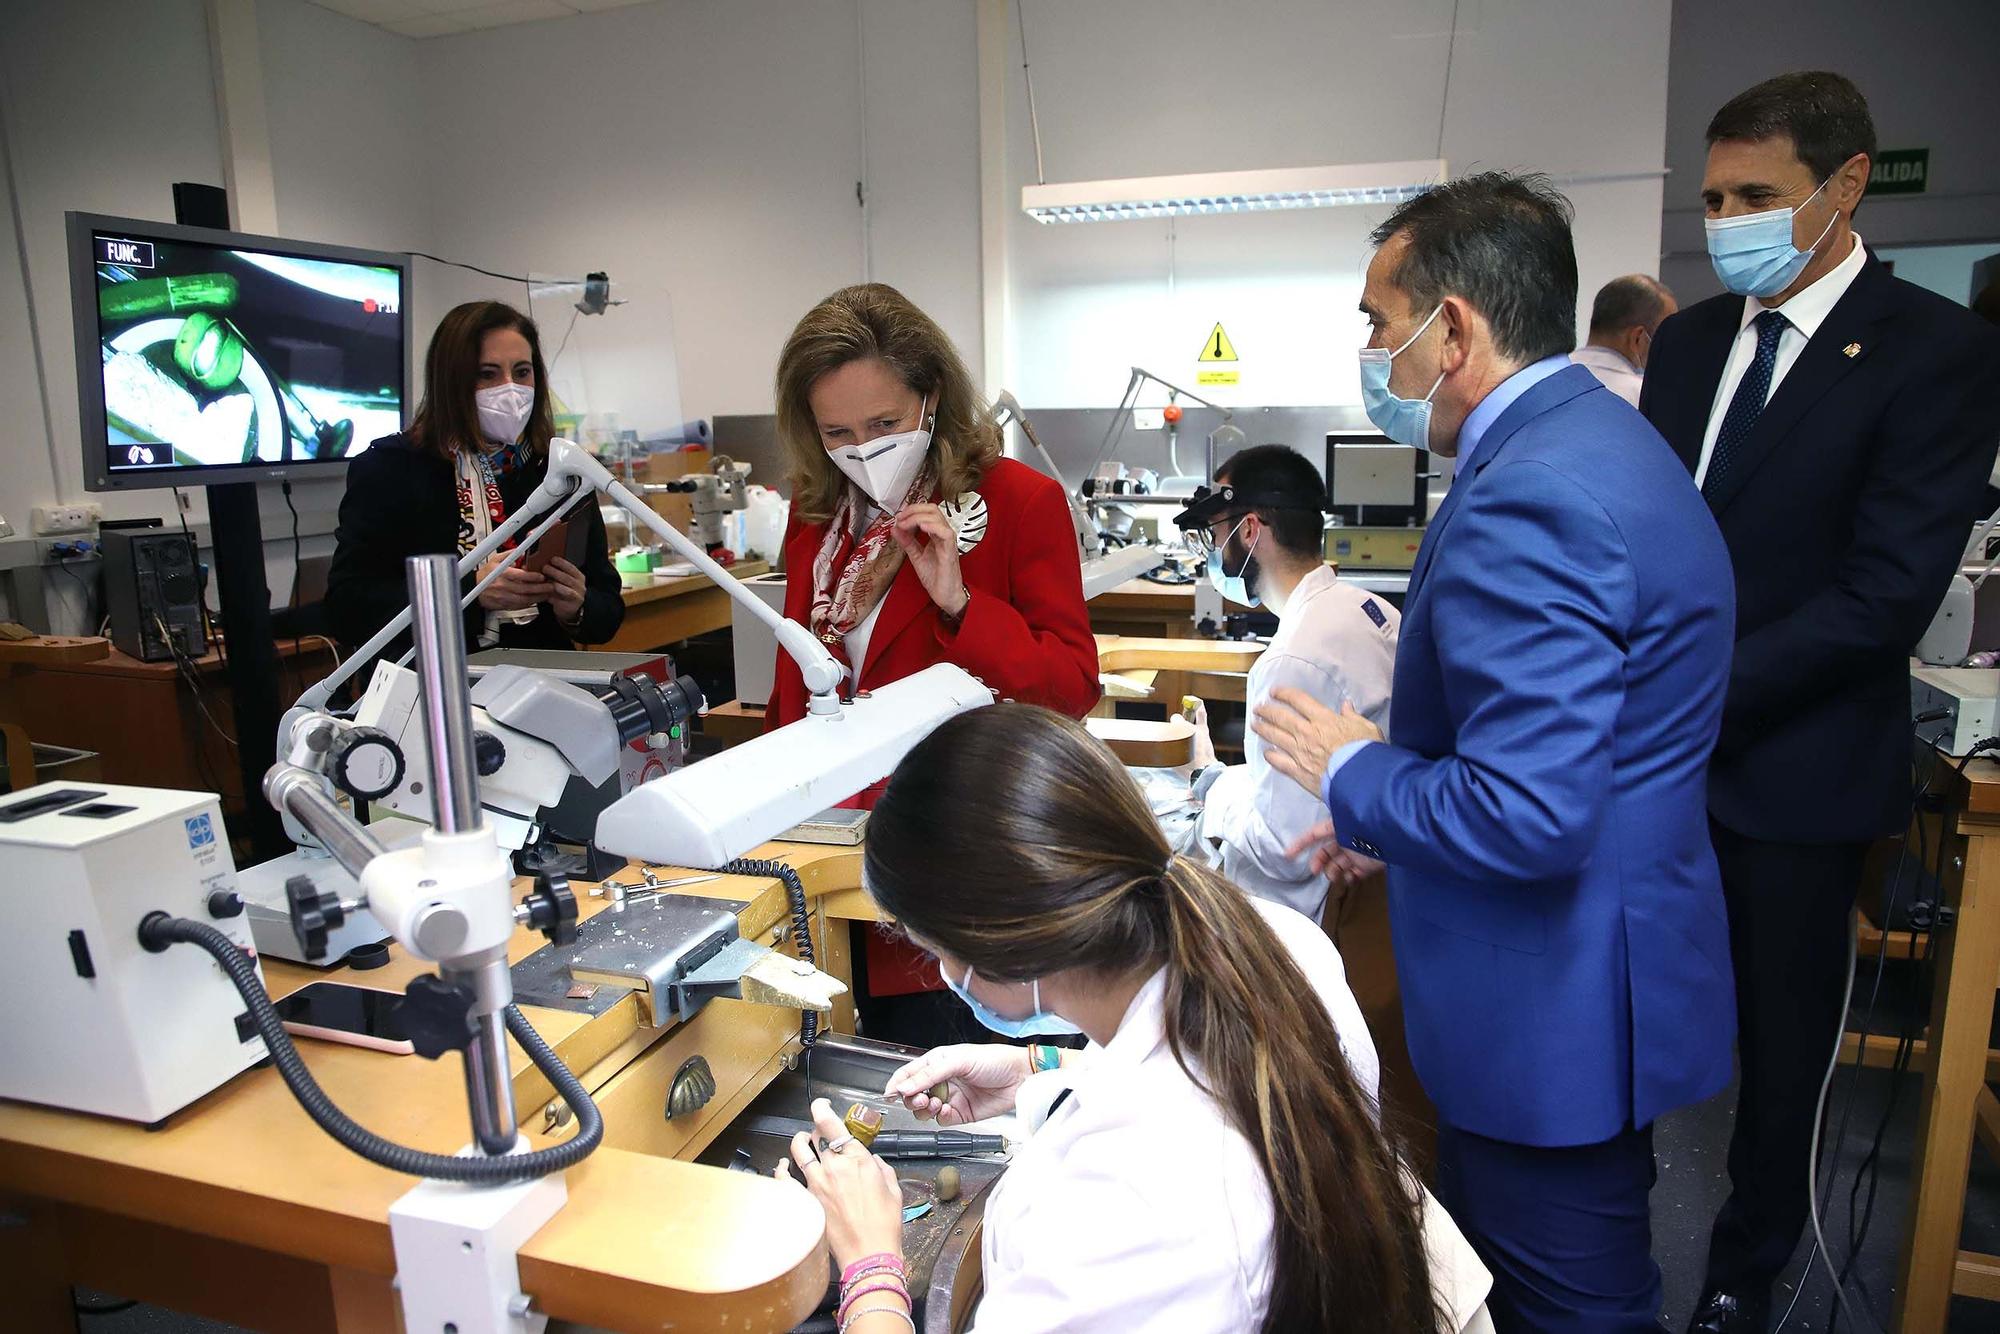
[765,283,1099,733]
[766,283,1099,1017]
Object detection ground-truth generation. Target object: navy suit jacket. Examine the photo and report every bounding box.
[1325,367,1737,1147]
[1641,254,2000,842]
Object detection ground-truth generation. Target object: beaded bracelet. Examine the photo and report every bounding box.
[840,1252,907,1286]
[840,1272,904,1296]
[839,1303,916,1334]
[838,1277,911,1326]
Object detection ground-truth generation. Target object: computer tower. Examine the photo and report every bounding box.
[102,528,205,662]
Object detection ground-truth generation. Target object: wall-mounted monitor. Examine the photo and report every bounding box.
[68,212,410,491]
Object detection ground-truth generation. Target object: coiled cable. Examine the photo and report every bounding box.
[722,857,819,1048]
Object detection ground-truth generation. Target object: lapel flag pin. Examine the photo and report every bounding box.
[1843,342,1861,358]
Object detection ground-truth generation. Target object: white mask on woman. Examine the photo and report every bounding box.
[475,381,534,446]
[828,395,933,509]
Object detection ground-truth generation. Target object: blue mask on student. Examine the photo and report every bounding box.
[944,964,1081,1039]
[1705,177,1838,298]
[1357,303,1446,448]
[1204,515,1262,608]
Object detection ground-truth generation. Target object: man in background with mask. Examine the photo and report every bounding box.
[1172,443,1397,922]
[1570,274,1677,406]
[1638,71,2000,1334]
[1251,172,1737,1332]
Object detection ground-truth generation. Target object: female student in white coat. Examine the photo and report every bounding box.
[778,704,1493,1334]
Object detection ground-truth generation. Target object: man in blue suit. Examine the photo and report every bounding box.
[1255,172,1737,1332]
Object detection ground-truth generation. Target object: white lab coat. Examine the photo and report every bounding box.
[1198,565,1399,920]
[969,899,1492,1333]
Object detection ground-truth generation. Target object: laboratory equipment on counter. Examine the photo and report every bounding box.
[246,436,846,957]
[1325,527,1428,573]
[1911,665,1999,756]
[1092,365,1239,488]
[351,656,703,870]
[645,453,753,557]
[1918,573,1976,666]
[1326,433,1429,527]
[729,571,792,708]
[238,651,704,961]
[142,555,608,1334]
[993,390,1165,597]
[0,782,267,1122]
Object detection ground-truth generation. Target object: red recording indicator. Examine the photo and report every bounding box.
[363,298,378,313]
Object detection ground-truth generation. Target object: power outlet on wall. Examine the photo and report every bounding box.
[31,503,101,536]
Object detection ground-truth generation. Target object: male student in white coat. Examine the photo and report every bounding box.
[1177,445,1399,922]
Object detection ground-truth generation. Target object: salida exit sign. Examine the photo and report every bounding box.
[1867,148,1929,196]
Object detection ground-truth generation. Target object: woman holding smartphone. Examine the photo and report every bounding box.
[326,300,623,666]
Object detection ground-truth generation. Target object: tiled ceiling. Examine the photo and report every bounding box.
[308,0,656,40]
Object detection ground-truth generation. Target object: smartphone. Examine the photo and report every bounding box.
[272,982,414,1055]
[517,519,571,576]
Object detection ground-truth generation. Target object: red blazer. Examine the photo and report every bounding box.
[766,457,1101,731]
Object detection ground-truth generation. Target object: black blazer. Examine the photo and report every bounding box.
[1640,252,2000,842]
[325,434,624,670]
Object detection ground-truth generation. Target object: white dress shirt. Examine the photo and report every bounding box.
[1197,565,1398,920]
[1569,344,1645,407]
[971,897,1493,1333]
[1693,231,1870,487]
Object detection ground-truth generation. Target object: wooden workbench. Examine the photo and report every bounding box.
[0,636,337,823]
[1892,756,2000,1331]
[605,559,769,653]
[0,840,878,1334]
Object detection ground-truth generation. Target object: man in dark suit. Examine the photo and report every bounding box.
[1639,70,2000,1334]
[1257,172,1737,1332]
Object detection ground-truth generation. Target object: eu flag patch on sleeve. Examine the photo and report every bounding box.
[1361,598,1388,629]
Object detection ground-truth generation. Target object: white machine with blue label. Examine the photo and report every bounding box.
[0,782,267,1123]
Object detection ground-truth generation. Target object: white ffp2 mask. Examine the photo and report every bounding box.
[475,382,534,446]
[828,395,933,509]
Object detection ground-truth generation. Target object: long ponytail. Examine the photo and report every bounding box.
[865,703,1442,1334]
[1158,853,1439,1333]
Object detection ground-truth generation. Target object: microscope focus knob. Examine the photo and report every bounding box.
[285,874,345,962]
[473,730,507,777]
[520,872,579,948]
[400,974,477,1060]
[327,726,404,801]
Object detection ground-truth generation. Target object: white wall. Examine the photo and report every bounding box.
[413,0,982,432]
[1661,0,2000,303]
[0,0,228,524]
[1000,0,1673,408]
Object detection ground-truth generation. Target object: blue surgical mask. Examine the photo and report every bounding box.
[1704,177,1838,298]
[945,964,1081,1039]
[1358,304,1446,448]
[1205,515,1262,608]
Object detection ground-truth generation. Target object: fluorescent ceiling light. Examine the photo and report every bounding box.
[1021,159,1449,225]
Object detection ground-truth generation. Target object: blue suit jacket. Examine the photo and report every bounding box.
[1325,366,1737,1147]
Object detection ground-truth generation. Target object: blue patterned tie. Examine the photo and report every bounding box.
[1703,309,1789,499]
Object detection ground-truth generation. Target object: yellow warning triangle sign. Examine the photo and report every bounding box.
[1198,323,1239,362]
